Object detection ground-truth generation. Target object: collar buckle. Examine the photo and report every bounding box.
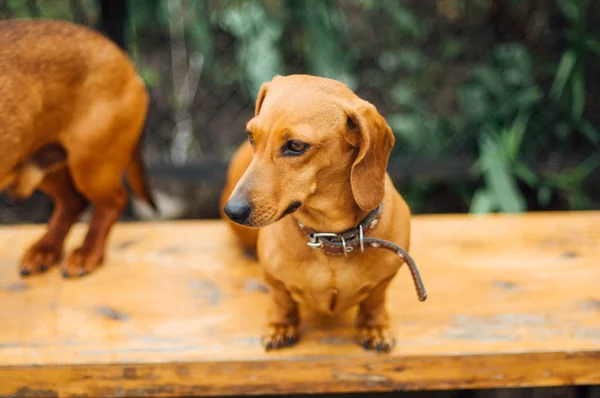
[298,202,383,256]
[307,232,338,249]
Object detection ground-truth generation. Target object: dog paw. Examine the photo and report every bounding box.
[61,247,104,278]
[261,324,299,351]
[356,326,395,352]
[19,244,61,277]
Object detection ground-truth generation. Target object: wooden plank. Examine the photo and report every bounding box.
[0,212,599,397]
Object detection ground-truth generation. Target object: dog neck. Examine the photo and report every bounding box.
[292,179,372,233]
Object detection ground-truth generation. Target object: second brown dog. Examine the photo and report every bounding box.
[0,20,155,278]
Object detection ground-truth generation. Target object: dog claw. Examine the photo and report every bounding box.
[376,341,390,352]
[285,335,296,346]
[357,326,395,353]
[262,324,299,351]
[60,247,103,278]
[19,244,61,277]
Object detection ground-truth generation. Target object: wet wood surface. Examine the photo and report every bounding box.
[0,212,599,397]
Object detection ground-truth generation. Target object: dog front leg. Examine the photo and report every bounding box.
[261,272,300,351]
[356,273,396,352]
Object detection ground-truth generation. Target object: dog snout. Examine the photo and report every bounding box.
[224,197,253,225]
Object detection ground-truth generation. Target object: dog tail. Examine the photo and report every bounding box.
[126,139,158,212]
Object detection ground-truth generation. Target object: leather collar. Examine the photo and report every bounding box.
[293,202,427,302]
[295,203,383,256]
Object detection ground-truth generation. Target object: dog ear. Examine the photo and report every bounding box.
[254,82,270,116]
[345,100,395,211]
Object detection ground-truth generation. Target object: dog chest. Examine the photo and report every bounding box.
[278,253,400,314]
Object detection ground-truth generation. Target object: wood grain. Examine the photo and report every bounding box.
[0,212,599,396]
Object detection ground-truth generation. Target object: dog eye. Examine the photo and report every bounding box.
[247,131,254,146]
[282,140,310,156]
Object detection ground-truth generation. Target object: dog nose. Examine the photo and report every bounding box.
[224,198,253,225]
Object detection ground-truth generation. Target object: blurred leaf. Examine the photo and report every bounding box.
[384,0,429,40]
[479,135,526,213]
[554,122,573,141]
[576,120,600,145]
[188,1,215,68]
[494,43,534,86]
[448,115,467,137]
[387,114,422,146]
[293,0,357,89]
[139,67,162,87]
[469,189,496,214]
[587,38,600,56]
[512,86,543,108]
[457,86,488,121]
[570,67,585,120]
[129,0,164,30]
[396,48,427,72]
[390,83,418,110]
[441,37,465,61]
[387,112,445,155]
[362,69,385,88]
[37,1,74,19]
[219,2,257,37]
[471,67,506,98]
[378,51,400,73]
[219,1,285,97]
[514,163,538,187]
[356,0,377,10]
[556,0,581,24]
[244,25,286,94]
[503,111,530,160]
[565,191,594,210]
[551,50,576,103]
[537,186,553,207]
[569,155,600,183]
[544,155,599,210]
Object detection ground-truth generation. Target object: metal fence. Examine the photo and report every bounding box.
[1,0,599,223]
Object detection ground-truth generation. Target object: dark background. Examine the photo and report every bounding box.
[1,0,599,224]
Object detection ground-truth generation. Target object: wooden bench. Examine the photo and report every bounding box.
[0,212,599,397]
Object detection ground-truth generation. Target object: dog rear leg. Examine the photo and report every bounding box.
[60,159,128,278]
[20,167,89,277]
[60,81,147,278]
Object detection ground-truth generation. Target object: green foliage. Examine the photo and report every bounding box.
[188,1,214,69]
[470,119,530,214]
[2,0,599,214]
[381,0,600,214]
[375,0,430,42]
[465,0,600,214]
[285,0,356,89]
[219,0,285,98]
[550,0,600,143]
[386,83,451,157]
[4,0,97,22]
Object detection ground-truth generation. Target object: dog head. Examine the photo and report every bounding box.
[224,75,395,227]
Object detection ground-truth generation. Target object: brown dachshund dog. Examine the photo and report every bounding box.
[221,75,426,352]
[0,20,155,278]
